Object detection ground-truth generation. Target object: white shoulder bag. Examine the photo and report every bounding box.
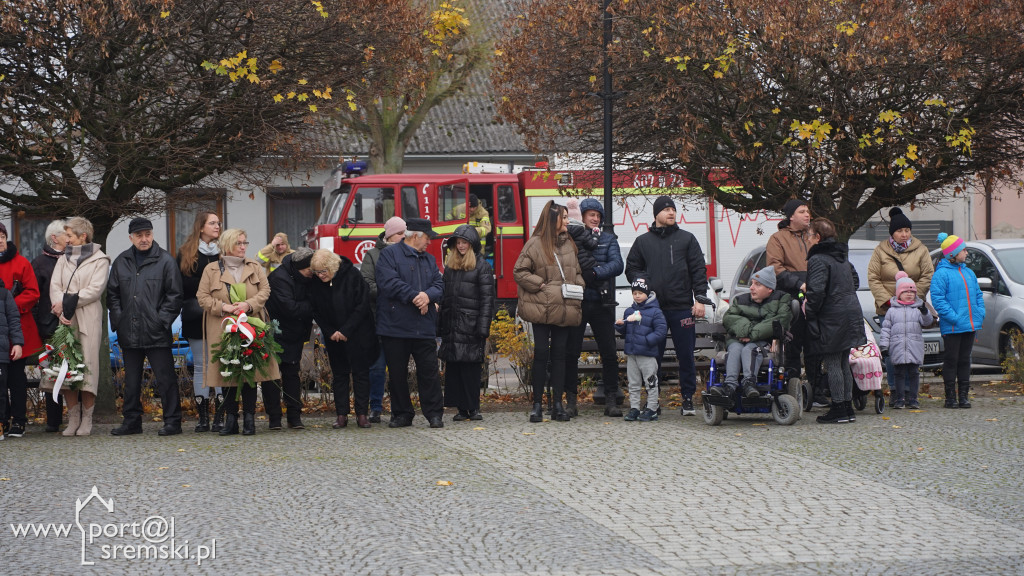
[554,254,584,301]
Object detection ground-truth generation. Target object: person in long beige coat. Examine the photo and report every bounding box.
[514,200,584,423]
[196,228,280,436]
[46,217,110,436]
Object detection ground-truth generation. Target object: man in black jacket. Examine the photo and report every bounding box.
[265,247,315,430]
[108,218,184,436]
[625,196,709,416]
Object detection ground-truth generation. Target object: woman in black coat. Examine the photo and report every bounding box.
[176,212,222,432]
[803,218,866,424]
[439,225,495,421]
[308,249,379,429]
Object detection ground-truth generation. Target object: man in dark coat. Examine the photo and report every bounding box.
[107,218,184,436]
[565,198,625,416]
[625,196,709,416]
[265,247,315,430]
[375,218,445,428]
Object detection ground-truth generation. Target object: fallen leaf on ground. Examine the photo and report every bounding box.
[909,410,923,413]
[177,449,186,452]
[986,418,998,422]
[882,416,891,420]
[522,432,535,435]
[158,467,169,470]
[892,425,902,428]
[917,447,924,451]
[436,480,452,486]
[182,484,191,488]
[473,427,485,430]
[752,423,766,426]
[0,478,8,481]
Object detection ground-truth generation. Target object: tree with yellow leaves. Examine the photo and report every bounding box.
[494,0,1024,239]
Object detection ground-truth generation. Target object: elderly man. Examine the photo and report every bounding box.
[374,218,445,428]
[108,217,184,436]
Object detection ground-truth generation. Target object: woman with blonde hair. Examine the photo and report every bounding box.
[514,201,584,423]
[196,228,279,436]
[176,211,222,431]
[308,249,378,428]
[439,225,495,421]
[46,217,110,436]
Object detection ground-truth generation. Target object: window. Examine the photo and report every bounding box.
[267,187,320,250]
[496,185,517,223]
[166,190,225,255]
[438,183,466,222]
[735,250,767,291]
[318,185,350,225]
[400,186,420,218]
[966,249,1008,295]
[349,186,394,224]
[13,217,50,259]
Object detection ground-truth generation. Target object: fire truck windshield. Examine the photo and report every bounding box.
[319,185,350,225]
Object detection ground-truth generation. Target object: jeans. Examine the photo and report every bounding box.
[122,347,182,428]
[892,363,921,405]
[381,337,443,420]
[724,341,766,386]
[188,338,207,397]
[657,309,697,399]
[368,348,387,412]
[531,324,571,404]
[565,300,620,398]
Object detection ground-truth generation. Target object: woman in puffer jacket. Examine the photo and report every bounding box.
[930,233,984,408]
[514,201,584,423]
[439,225,495,421]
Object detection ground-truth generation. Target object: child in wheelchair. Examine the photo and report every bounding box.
[709,266,793,400]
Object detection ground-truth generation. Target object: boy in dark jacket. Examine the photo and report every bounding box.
[616,279,667,422]
[711,266,793,399]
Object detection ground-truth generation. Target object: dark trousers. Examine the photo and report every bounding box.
[531,323,570,403]
[223,385,256,414]
[46,392,64,429]
[443,361,482,413]
[382,336,443,420]
[325,339,372,416]
[122,347,182,428]
[657,309,697,399]
[942,332,974,397]
[0,364,10,427]
[892,363,921,404]
[262,361,303,420]
[369,349,387,411]
[784,312,823,399]
[1,357,27,426]
[565,300,620,398]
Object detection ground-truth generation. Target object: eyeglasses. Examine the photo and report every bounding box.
[208,221,222,227]
[313,269,329,277]
[236,241,250,246]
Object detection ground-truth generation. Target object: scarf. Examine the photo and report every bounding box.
[221,255,245,283]
[64,242,97,266]
[888,236,912,254]
[199,240,220,256]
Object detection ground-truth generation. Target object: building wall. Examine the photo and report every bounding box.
[973,180,1024,239]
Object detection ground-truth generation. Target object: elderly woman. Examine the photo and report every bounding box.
[867,207,935,402]
[308,249,378,429]
[196,228,279,436]
[32,219,68,432]
[47,217,110,436]
[176,211,222,432]
[0,222,42,439]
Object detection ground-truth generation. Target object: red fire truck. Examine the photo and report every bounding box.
[305,161,781,307]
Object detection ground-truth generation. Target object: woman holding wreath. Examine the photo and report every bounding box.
[196,228,279,436]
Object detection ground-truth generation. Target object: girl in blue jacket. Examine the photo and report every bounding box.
[930,233,985,408]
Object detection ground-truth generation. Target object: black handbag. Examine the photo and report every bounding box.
[61,261,82,320]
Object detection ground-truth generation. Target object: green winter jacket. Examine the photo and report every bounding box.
[722,290,794,347]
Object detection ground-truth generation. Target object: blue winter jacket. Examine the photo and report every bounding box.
[615,294,668,357]
[375,242,444,339]
[584,230,624,303]
[879,297,932,365]
[930,258,985,335]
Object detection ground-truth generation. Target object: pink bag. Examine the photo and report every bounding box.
[850,322,883,391]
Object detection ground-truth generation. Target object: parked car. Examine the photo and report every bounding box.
[728,239,944,368]
[930,239,1024,365]
[109,313,193,371]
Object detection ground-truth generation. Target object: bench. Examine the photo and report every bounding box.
[576,322,726,385]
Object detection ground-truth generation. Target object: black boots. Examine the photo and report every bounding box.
[566,396,578,418]
[529,402,544,423]
[211,393,225,431]
[194,396,210,433]
[741,378,759,399]
[552,402,570,422]
[958,386,972,409]
[242,412,256,436]
[816,402,849,424]
[944,383,959,408]
[219,394,239,435]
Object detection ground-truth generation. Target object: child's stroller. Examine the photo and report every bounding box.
[850,320,885,414]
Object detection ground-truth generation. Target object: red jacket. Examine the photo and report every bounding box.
[0,243,43,356]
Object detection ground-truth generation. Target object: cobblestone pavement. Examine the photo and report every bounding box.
[2,396,1023,575]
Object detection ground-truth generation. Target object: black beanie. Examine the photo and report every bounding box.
[783,198,808,218]
[652,196,676,218]
[888,207,912,236]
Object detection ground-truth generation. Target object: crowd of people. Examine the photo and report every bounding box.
[0,199,986,439]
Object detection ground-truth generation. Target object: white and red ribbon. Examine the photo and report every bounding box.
[38,343,55,364]
[221,313,256,347]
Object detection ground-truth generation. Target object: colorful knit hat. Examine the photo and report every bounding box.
[937,232,965,258]
[894,271,917,299]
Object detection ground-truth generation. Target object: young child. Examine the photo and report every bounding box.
[930,233,985,408]
[712,266,793,399]
[615,278,667,422]
[0,283,25,441]
[878,272,932,409]
[565,198,600,279]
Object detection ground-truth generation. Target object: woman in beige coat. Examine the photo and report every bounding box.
[47,217,110,436]
[514,200,584,423]
[196,228,280,436]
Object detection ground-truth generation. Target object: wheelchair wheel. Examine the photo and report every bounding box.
[703,401,725,426]
[853,394,867,411]
[874,392,885,414]
[772,394,800,426]
[801,380,814,412]
[787,378,804,419]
